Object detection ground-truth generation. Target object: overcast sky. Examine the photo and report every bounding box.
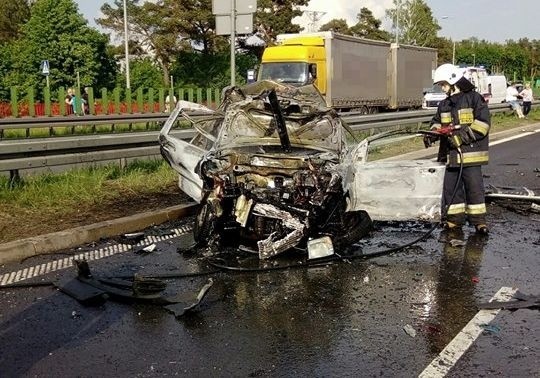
[75,0,540,43]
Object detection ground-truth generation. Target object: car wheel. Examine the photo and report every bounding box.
[335,210,372,247]
[193,201,216,245]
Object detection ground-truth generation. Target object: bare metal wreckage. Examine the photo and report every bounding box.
[159,81,445,259]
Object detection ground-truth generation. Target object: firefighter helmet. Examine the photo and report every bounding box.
[433,63,463,85]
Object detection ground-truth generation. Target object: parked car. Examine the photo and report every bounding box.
[159,80,445,259]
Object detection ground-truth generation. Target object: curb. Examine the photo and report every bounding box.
[0,203,198,265]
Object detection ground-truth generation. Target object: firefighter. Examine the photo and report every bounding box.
[424,63,491,235]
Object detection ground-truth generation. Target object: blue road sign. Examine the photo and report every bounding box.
[41,60,50,75]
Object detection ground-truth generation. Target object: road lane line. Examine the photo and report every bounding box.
[0,226,192,286]
[419,286,517,378]
[490,129,539,146]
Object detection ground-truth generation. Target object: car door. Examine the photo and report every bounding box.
[344,141,445,221]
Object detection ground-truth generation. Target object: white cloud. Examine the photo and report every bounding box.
[294,0,394,31]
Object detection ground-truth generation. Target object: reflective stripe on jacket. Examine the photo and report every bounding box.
[431,90,491,168]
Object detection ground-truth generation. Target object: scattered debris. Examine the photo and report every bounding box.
[120,232,146,244]
[403,324,417,338]
[478,291,539,310]
[479,324,501,334]
[134,243,157,254]
[54,260,218,318]
[164,279,214,318]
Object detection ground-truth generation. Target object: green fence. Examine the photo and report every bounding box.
[0,86,223,118]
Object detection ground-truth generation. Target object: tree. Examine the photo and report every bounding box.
[386,0,440,46]
[0,0,31,43]
[255,0,309,44]
[319,19,351,35]
[129,57,165,90]
[350,7,391,41]
[2,0,116,97]
[97,0,186,87]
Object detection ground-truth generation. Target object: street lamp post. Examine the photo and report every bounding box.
[441,16,455,65]
[123,0,131,89]
[395,0,400,45]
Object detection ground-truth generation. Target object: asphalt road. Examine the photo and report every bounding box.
[0,128,539,377]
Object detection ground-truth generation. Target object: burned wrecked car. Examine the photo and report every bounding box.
[159,81,446,259]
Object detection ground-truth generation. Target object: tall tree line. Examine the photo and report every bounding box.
[1,0,539,102]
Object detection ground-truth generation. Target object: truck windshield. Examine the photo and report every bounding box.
[259,63,310,85]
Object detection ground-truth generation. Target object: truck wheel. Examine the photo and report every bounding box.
[359,105,369,115]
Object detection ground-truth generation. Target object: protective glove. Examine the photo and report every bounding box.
[423,133,439,148]
[450,125,476,148]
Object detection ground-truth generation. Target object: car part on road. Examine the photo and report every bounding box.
[477,291,539,310]
[164,278,214,318]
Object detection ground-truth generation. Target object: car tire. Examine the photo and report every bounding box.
[335,210,373,247]
[193,201,216,245]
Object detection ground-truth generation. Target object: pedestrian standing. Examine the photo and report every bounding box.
[65,88,75,114]
[82,87,90,115]
[425,64,491,235]
[519,82,534,117]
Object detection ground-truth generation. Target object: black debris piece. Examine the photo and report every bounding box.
[164,278,214,318]
[478,291,539,310]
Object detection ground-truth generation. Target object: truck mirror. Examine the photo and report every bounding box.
[247,69,257,84]
[309,64,317,80]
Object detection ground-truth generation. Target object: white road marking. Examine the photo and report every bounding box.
[0,225,192,286]
[419,286,518,378]
[490,128,539,146]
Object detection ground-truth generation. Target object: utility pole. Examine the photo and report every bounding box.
[395,0,400,45]
[230,0,236,86]
[123,0,131,89]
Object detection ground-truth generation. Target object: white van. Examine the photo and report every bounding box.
[463,67,490,99]
[487,75,507,104]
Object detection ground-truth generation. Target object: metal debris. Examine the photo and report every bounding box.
[164,278,214,318]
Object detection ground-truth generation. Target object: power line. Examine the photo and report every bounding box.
[303,11,327,32]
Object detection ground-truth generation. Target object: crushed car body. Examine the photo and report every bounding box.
[159,80,445,259]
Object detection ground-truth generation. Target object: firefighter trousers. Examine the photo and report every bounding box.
[442,166,487,226]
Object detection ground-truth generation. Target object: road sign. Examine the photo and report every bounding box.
[212,0,256,15]
[215,13,253,35]
[41,60,50,75]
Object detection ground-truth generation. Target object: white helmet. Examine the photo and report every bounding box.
[433,63,463,85]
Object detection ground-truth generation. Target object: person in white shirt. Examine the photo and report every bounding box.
[165,94,177,112]
[505,83,525,118]
[519,83,534,116]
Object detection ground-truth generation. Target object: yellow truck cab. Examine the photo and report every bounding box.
[259,36,327,94]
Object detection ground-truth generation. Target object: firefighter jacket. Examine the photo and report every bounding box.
[431,89,491,168]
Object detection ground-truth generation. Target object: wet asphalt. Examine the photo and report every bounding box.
[0,130,538,377]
